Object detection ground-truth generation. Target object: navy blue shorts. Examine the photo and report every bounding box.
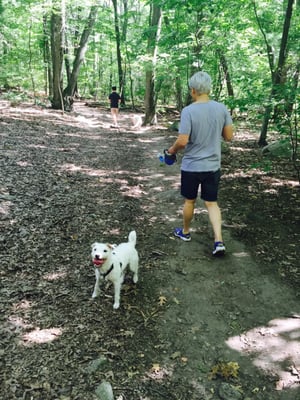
[181,169,221,201]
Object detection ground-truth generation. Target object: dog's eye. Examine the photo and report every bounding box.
[104,249,108,253]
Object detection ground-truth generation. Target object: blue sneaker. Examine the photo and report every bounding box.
[212,241,226,256]
[174,228,191,241]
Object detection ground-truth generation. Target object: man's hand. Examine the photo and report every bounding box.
[163,149,177,165]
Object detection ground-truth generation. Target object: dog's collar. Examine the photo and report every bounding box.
[100,264,114,278]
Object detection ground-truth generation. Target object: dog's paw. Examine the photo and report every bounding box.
[133,274,138,284]
[92,291,99,298]
[113,302,120,309]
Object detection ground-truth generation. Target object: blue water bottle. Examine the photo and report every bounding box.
[158,153,165,165]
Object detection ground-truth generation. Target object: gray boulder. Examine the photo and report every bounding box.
[95,381,114,400]
[262,139,292,158]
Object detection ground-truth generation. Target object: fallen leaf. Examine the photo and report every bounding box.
[170,351,181,360]
[158,296,167,306]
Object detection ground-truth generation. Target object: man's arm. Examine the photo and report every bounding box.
[222,125,233,142]
[168,134,189,155]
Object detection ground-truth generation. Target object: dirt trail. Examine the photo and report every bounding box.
[0,101,299,400]
[140,119,300,400]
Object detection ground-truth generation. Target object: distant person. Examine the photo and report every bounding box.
[108,86,121,127]
[167,71,233,256]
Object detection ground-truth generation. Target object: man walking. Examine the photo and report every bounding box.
[167,71,233,256]
[108,86,121,127]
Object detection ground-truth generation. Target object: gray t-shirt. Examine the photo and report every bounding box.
[179,100,232,172]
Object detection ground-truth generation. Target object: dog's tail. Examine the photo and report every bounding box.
[128,230,137,247]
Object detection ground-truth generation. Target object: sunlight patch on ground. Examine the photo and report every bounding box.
[194,208,208,215]
[21,327,63,345]
[0,199,13,217]
[223,168,299,188]
[45,131,60,137]
[231,146,254,152]
[16,161,33,167]
[147,172,165,179]
[43,271,67,281]
[58,163,108,177]
[151,186,166,193]
[226,317,300,391]
[120,184,145,198]
[163,175,179,183]
[9,316,32,330]
[8,301,33,332]
[223,169,265,179]
[232,252,250,258]
[27,144,47,149]
[13,300,32,311]
[263,188,278,195]
[139,137,163,144]
[261,175,299,188]
[74,114,102,128]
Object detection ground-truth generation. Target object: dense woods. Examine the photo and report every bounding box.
[1,2,300,399]
[0,0,299,144]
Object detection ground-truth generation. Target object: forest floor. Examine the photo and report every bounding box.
[0,100,299,400]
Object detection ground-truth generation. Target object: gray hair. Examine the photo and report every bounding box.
[189,71,212,95]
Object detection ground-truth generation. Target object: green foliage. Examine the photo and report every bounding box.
[250,160,273,173]
[209,361,240,381]
[0,0,298,136]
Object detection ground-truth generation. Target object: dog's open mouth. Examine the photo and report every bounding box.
[93,258,105,266]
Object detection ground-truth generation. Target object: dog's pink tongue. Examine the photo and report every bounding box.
[93,259,103,266]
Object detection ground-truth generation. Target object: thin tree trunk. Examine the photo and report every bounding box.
[28,16,36,101]
[62,5,99,111]
[218,50,234,98]
[218,49,234,113]
[42,14,51,96]
[143,3,162,125]
[112,0,124,103]
[286,59,300,116]
[50,3,64,110]
[175,73,183,111]
[258,0,295,146]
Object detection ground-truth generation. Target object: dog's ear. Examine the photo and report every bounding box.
[108,243,115,249]
[91,243,97,249]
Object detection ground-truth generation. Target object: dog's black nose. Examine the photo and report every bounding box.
[95,255,100,260]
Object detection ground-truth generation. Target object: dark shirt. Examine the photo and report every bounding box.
[109,92,121,108]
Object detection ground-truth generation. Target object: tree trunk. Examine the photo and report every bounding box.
[143,3,162,125]
[50,4,64,110]
[42,14,52,96]
[62,5,99,111]
[218,50,234,98]
[286,59,300,116]
[217,49,234,113]
[258,0,295,146]
[112,0,124,103]
[175,74,183,111]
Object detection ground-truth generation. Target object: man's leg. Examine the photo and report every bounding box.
[111,109,118,126]
[204,201,223,242]
[174,171,198,241]
[114,109,119,126]
[183,198,196,233]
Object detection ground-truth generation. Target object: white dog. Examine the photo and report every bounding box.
[91,230,139,309]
